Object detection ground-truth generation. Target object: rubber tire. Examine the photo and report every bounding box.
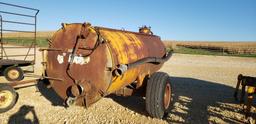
[0,83,18,113]
[4,66,24,81]
[146,72,172,118]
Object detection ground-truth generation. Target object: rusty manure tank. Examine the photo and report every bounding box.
[43,23,172,118]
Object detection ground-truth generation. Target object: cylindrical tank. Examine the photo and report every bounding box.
[45,23,170,107]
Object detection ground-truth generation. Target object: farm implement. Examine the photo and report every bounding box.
[0,2,39,81]
[234,74,256,118]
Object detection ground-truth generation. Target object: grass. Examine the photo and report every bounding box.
[2,37,48,47]
[164,41,256,54]
[173,46,256,58]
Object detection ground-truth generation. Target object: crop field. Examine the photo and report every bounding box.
[164,41,256,57]
[2,37,48,47]
[3,31,54,38]
[1,32,53,47]
[3,33,256,57]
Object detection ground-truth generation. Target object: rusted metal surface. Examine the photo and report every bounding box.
[9,79,38,88]
[164,82,171,109]
[45,23,168,107]
[7,75,62,89]
[114,87,134,97]
[0,60,33,66]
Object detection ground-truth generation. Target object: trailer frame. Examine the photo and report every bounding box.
[0,2,39,80]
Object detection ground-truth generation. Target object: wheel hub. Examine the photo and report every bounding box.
[8,69,19,80]
[0,90,13,109]
[164,83,171,109]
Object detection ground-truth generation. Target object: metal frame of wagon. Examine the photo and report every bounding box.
[0,2,39,73]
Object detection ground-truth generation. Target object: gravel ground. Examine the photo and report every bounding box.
[0,50,256,124]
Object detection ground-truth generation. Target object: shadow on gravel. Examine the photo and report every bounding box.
[109,94,149,116]
[8,105,39,124]
[109,77,255,124]
[36,80,64,106]
[166,77,255,124]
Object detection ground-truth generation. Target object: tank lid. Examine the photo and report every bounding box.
[139,26,153,35]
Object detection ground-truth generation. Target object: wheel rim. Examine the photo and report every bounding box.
[0,90,14,109]
[8,69,19,80]
[164,82,171,109]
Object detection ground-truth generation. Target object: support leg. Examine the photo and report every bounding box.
[240,83,246,103]
[234,75,242,101]
[245,87,255,118]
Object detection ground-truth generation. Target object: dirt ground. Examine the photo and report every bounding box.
[0,47,256,124]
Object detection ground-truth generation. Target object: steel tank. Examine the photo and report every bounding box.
[45,23,171,107]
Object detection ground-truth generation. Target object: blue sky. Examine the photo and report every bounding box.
[1,0,256,41]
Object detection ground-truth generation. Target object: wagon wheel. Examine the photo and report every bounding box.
[0,83,18,113]
[4,66,24,81]
[145,72,173,119]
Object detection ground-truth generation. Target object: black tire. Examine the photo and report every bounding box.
[146,72,172,118]
[0,83,18,113]
[4,66,24,81]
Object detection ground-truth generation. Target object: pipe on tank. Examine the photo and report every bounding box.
[114,51,172,76]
